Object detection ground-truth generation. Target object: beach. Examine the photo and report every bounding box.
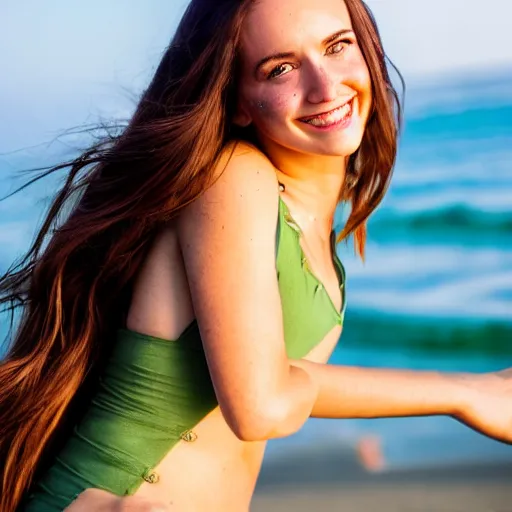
[252,443,512,511]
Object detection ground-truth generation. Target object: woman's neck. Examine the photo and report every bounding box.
[262,142,347,239]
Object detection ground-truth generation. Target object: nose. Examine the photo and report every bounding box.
[305,63,339,104]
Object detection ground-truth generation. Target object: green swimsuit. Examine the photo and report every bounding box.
[23,197,346,510]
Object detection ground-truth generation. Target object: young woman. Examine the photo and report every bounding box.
[1,0,511,510]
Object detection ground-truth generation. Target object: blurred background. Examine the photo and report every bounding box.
[1,1,511,510]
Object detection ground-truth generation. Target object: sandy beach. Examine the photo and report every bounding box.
[251,444,512,511]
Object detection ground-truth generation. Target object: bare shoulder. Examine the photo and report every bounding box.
[220,139,275,175]
[181,140,277,221]
[176,139,280,258]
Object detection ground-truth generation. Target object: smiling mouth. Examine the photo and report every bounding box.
[298,98,355,127]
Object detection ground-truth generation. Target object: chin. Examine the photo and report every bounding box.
[312,135,365,157]
[258,124,366,159]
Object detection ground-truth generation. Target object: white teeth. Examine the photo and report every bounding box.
[305,101,352,127]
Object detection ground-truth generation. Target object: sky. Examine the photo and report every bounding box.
[1,0,512,151]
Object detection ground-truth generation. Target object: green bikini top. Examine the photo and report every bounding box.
[276,196,345,358]
[151,194,346,358]
[124,194,346,358]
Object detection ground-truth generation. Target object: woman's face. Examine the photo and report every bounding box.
[237,0,372,158]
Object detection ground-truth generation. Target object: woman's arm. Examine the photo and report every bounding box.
[279,360,512,444]
[290,361,459,419]
[177,142,318,442]
[177,142,512,445]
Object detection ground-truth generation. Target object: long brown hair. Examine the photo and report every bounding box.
[341,0,403,256]
[0,1,402,509]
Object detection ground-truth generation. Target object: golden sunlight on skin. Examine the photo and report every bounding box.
[66,1,369,510]
[237,0,372,159]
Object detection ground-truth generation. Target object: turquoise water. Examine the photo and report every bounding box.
[1,70,512,469]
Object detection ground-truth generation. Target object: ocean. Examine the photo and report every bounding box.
[1,69,511,471]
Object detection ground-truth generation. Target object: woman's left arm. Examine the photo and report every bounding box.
[291,360,459,418]
[290,359,512,444]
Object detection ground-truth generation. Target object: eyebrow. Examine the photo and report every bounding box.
[255,29,354,72]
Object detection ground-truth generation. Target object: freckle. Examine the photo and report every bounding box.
[275,94,288,108]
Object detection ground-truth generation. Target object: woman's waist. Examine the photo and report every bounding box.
[133,406,267,508]
[135,444,266,510]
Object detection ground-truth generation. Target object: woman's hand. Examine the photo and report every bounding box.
[64,489,169,511]
[453,369,512,444]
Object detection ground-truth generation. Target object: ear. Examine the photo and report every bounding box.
[232,102,252,128]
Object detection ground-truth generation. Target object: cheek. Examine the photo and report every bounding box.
[349,53,372,96]
[357,64,373,118]
[245,84,301,124]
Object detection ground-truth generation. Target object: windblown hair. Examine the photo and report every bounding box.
[0,0,402,509]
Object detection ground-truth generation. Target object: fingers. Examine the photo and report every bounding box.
[117,497,170,512]
[65,489,170,511]
[65,489,118,512]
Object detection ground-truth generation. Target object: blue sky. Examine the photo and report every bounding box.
[1,0,512,151]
